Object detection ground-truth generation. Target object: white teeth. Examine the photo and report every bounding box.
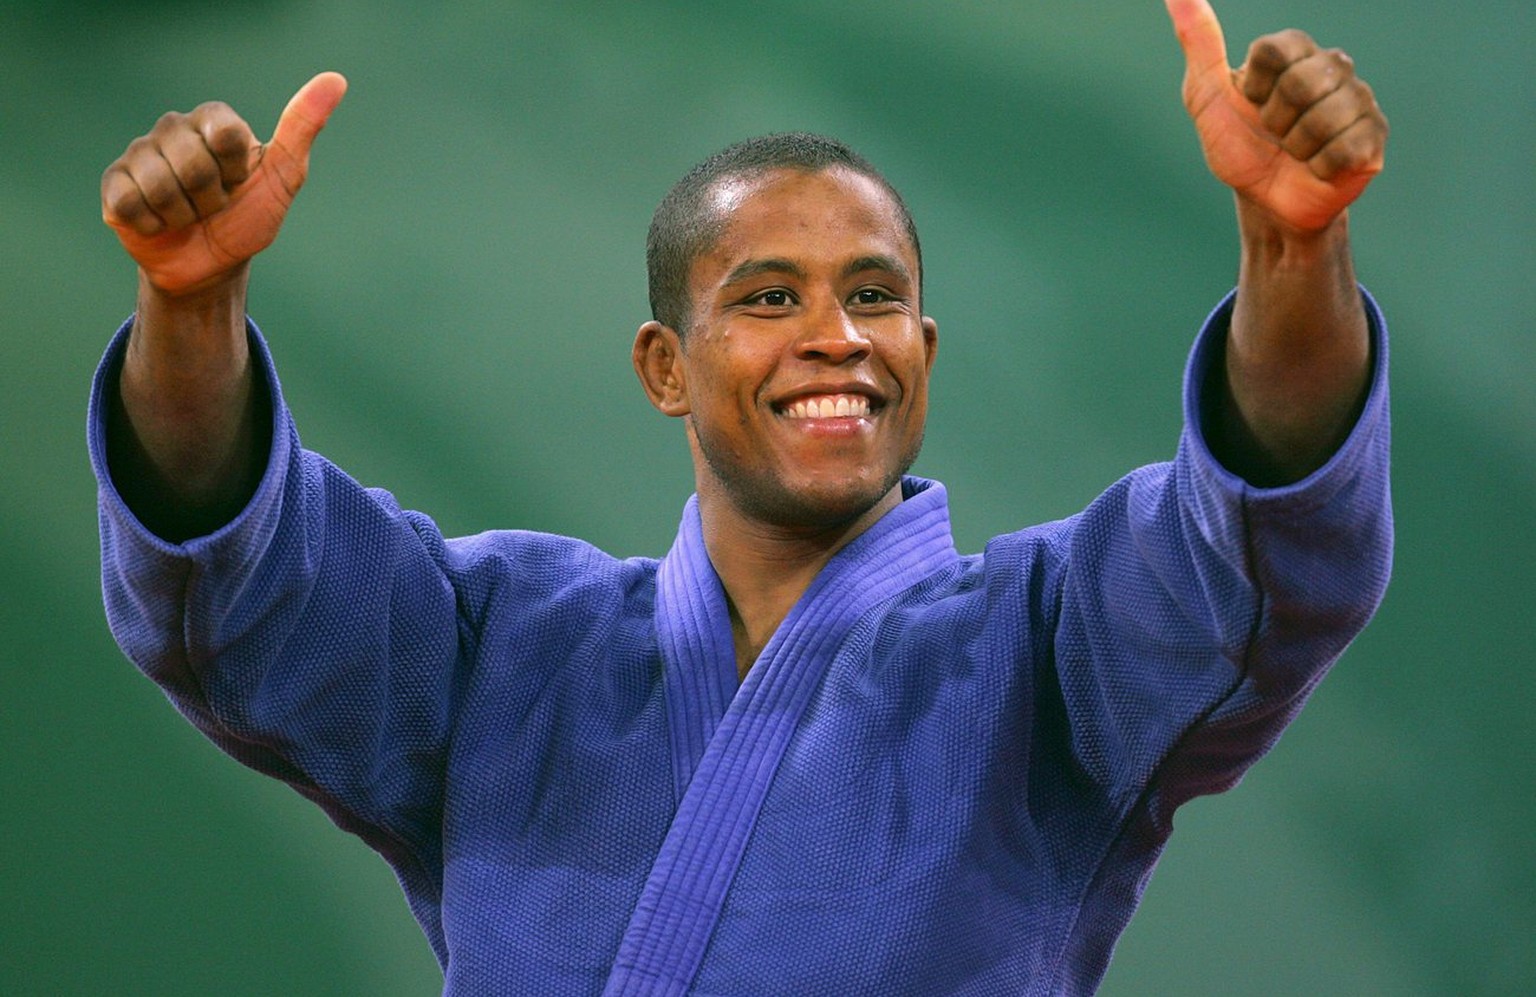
[784,394,870,419]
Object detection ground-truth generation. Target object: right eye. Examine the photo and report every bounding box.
[748,289,793,307]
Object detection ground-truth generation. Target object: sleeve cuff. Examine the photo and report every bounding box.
[87,315,297,563]
[1179,286,1390,516]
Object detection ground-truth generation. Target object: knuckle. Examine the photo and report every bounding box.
[178,156,219,191]
[143,182,180,210]
[1251,29,1307,67]
[1278,68,1325,106]
[189,102,253,157]
[104,186,143,221]
[1316,143,1354,179]
[1250,38,1286,67]
[205,119,251,159]
[1344,127,1380,162]
[1278,28,1317,50]
[1297,112,1333,145]
[1323,51,1358,85]
[1259,99,1297,133]
[1319,129,1373,176]
[152,110,187,133]
[1355,79,1382,114]
[100,164,125,196]
[125,135,156,159]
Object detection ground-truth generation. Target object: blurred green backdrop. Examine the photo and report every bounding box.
[3,0,1531,993]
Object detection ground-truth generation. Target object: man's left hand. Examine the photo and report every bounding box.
[1165,0,1387,233]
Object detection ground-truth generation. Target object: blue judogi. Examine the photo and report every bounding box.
[90,292,1392,995]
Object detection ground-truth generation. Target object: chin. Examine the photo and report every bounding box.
[689,418,922,533]
[735,470,905,532]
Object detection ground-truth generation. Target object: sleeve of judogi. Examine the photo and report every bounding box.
[1049,289,1393,829]
[88,317,467,929]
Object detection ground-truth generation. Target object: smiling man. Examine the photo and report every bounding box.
[634,155,939,679]
[92,1,1391,993]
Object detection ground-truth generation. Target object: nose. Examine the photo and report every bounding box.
[793,302,871,364]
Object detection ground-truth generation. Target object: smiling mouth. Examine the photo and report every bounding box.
[780,393,873,420]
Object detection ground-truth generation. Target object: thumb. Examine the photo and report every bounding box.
[268,71,348,163]
[1164,0,1229,87]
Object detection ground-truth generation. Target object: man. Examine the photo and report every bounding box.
[92,0,1390,992]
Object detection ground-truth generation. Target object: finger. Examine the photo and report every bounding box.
[1278,84,1367,162]
[188,101,259,189]
[101,163,164,236]
[155,123,229,220]
[1258,48,1355,140]
[136,145,200,231]
[1165,0,1230,83]
[1307,105,1388,183]
[104,133,197,233]
[263,71,348,193]
[1238,29,1320,106]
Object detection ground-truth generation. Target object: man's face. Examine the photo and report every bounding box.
[668,166,938,530]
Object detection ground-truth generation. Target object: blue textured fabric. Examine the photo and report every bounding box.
[90,291,1392,995]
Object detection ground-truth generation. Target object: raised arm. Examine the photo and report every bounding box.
[100,72,347,539]
[1165,0,1388,485]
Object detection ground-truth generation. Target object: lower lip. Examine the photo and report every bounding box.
[778,413,875,438]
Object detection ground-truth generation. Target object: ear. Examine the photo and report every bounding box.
[632,320,690,416]
[922,315,939,373]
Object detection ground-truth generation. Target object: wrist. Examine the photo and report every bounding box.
[1234,196,1358,306]
[127,262,253,405]
[1234,194,1351,270]
[137,261,250,312]
[132,264,251,362]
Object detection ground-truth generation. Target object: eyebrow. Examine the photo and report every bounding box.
[720,253,914,287]
[721,258,806,286]
[842,254,913,284]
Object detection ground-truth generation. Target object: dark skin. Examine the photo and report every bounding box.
[101,0,1387,676]
[101,72,347,539]
[1168,0,1387,483]
[632,168,937,677]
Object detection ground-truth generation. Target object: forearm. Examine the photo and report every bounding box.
[1208,196,1371,486]
[107,264,270,540]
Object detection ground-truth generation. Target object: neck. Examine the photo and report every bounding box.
[698,486,903,681]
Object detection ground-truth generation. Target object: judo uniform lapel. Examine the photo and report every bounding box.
[605,478,959,996]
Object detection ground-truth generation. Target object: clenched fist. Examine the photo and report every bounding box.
[101,72,348,295]
[1165,0,1387,233]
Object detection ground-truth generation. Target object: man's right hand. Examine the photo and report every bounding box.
[101,72,347,295]
[101,73,346,542]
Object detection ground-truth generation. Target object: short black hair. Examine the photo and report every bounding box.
[646,132,923,336]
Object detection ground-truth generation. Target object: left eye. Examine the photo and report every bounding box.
[853,288,888,304]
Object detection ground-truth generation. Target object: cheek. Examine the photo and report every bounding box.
[689,352,774,412]
[691,372,757,423]
[890,343,934,403]
[900,396,929,443]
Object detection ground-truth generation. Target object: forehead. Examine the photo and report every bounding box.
[693,167,915,284]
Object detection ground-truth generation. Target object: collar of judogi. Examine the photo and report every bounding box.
[609,476,959,995]
[653,474,960,804]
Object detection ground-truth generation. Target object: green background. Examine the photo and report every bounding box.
[4,0,1530,993]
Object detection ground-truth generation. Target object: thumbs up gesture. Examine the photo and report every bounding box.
[1165,0,1386,233]
[101,72,348,295]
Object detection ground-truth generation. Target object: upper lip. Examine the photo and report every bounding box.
[770,381,887,411]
